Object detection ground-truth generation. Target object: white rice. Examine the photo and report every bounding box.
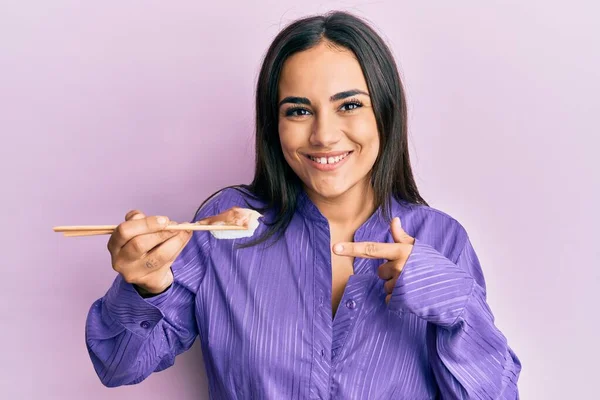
[210,209,262,239]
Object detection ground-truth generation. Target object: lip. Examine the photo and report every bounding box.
[303,151,353,172]
[305,150,352,158]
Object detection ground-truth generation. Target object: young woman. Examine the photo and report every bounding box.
[86,11,521,399]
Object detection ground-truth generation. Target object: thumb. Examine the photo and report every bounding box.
[390,217,410,243]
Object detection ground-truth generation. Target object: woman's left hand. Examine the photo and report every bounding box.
[332,217,415,303]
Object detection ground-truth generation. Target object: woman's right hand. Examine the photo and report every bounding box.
[107,207,251,295]
[107,210,193,296]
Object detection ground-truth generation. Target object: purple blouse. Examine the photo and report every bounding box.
[85,188,521,399]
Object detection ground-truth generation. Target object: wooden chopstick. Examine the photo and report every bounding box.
[62,230,114,237]
[53,223,248,237]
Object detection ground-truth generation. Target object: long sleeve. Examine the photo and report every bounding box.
[388,236,521,399]
[84,199,218,387]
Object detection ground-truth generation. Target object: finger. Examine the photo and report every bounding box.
[383,276,398,294]
[120,229,181,260]
[390,217,403,243]
[125,210,146,221]
[143,230,192,271]
[109,211,146,253]
[377,260,401,280]
[333,241,404,260]
[385,294,392,304]
[390,217,415,245]
[111,215,171,252]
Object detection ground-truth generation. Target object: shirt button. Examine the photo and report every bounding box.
[320,349,325,357]
[140,321,151,329]
[346,299,356,310]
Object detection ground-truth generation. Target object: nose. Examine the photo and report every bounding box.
[309,113,341,148]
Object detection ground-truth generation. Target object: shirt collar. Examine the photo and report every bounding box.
[296,189,326,223]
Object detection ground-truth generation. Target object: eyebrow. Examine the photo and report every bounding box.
[278,89,369,108]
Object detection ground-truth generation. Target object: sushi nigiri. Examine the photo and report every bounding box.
[209,208,262,240]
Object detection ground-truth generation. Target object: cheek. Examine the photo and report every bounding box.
[278,130,302,169]
[346,116,380,156]
[278,123,307,155]
[278,125,294,153]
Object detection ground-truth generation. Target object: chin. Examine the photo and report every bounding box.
[307,182,352,200]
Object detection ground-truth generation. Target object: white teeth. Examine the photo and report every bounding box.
[309,152,350,165]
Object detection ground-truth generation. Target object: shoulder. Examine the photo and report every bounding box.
[390,196,469,263]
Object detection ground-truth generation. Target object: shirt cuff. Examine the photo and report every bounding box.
[388,238,475,327]
[102,274,170,337]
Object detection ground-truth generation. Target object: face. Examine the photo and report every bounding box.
[277,41,380,201]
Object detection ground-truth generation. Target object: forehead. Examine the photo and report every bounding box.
[278,41,368,98]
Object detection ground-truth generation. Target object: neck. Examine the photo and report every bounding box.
[304,178,377,231]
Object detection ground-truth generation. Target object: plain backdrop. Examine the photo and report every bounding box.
[1,0,598,399]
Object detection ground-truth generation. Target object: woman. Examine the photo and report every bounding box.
[86,11,521,399]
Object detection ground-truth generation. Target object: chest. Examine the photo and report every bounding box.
[197,234,433,399]
[330,230,356,316]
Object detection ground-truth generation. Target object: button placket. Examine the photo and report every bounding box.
[330,274,377,367]
[309,219,334,399]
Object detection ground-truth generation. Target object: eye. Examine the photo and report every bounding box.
[340,99,363,112]
[285,107,311,117]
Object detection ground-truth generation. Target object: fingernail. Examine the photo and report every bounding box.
[157,216,167,225]
[333,244,344,253]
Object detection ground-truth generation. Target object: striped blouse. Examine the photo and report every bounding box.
[85,187,521,399]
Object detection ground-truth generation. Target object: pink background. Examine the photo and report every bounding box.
[2,1,598,398]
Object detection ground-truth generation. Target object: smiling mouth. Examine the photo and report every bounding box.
[304,151,353,165]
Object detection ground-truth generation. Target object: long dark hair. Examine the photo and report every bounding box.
[195,10,428,249]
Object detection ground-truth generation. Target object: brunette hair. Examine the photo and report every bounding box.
[195,10,428,248]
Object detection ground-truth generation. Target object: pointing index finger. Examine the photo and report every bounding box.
[333,241,404,260]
